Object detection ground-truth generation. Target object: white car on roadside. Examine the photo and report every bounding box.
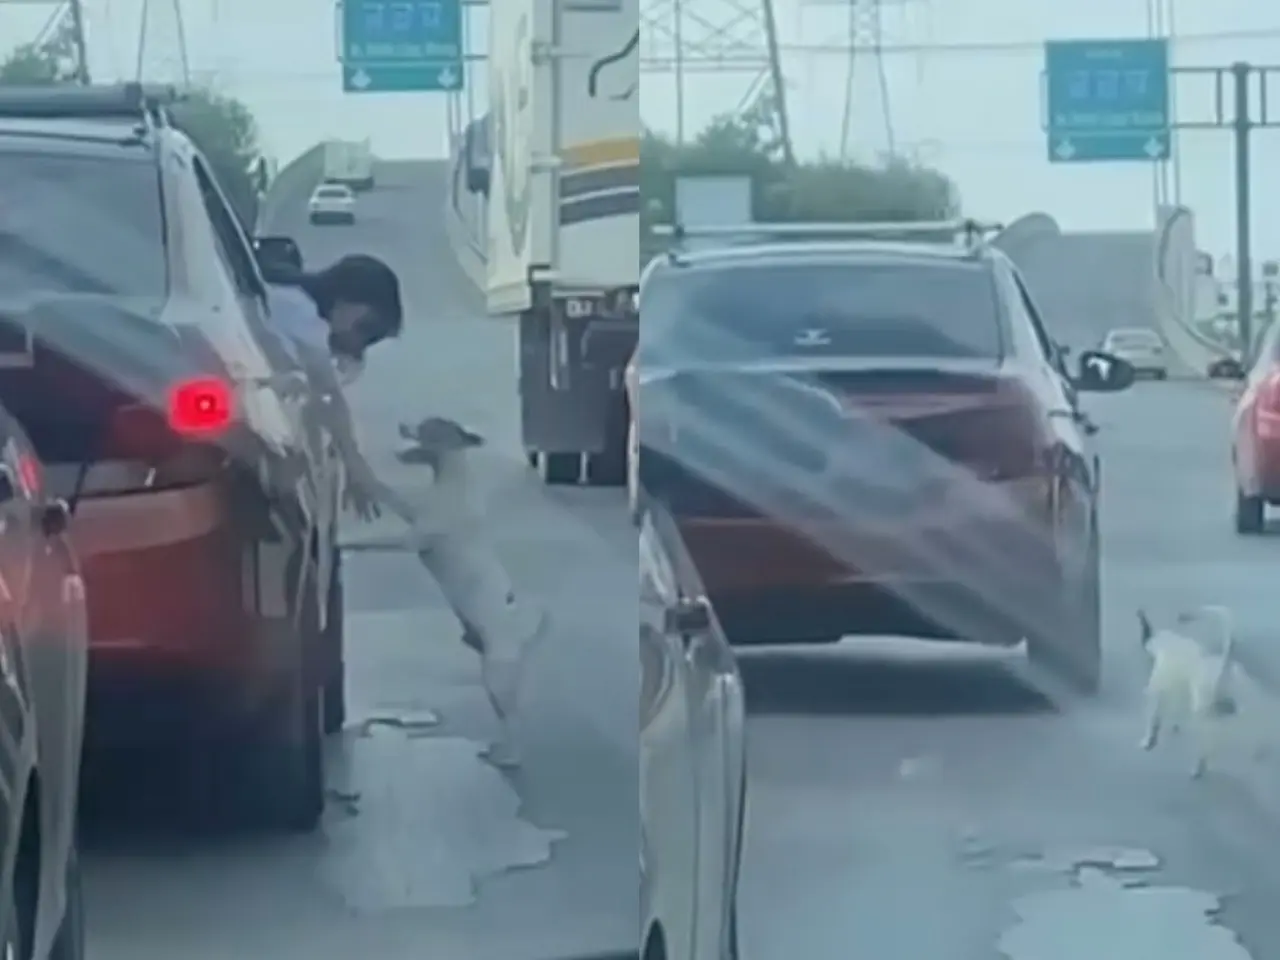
[1101,327,1168,379]
[308,183,357,225]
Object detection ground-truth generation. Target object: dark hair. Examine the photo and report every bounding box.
[300,254,403,338]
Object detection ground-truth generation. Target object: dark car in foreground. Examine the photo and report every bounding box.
[637,220,1134,693]
[0,409,88,959]
[0,83,343,832]
[640,500,746,960]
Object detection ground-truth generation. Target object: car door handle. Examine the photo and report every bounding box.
[665,596,713,640]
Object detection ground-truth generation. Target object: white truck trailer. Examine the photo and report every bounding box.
[480,0,639,486]
[322,138,376,192]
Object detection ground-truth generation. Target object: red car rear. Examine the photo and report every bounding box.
[1231,326,1280,533]
[637,224,1134,692]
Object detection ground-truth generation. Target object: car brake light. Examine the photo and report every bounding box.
[1254,371,1280,436]
[167,377,234,438]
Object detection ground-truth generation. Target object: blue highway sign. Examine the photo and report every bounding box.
[343,61,461,93]
[1044,38,1170,163]
[339,0,463,93]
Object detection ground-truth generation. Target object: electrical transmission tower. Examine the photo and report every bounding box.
[135,0,191,86]
[797,0,929,162]
[640,0,796,165]
[0,0,90,83]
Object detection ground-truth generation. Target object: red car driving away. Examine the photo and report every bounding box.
[0,84,343,832]
[637,221,1136,694]
[1231,321,1280,533]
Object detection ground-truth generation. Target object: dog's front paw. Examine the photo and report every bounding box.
[1139,732,1157,751]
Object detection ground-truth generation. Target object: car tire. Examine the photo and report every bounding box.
[1155,370,1168,381]
[194,548,325,834]
[525,450,538,469]
[1235,489,1265,534]
[322,550,346,735]
[48,846,84,960]
[540,452,580,485]
[1026,529,1102,696]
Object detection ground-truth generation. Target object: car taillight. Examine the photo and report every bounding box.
[1255,371,1280,436]
[168,377,234,438]
[963,381,1050,482]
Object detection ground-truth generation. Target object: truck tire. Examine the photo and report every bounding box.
[586,395,628,486]
[540,452,580,485]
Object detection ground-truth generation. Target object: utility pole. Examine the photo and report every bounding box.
[67,0,89,83]
[1172,62,1280,357]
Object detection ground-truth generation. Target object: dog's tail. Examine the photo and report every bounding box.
[1137,609,1154,649]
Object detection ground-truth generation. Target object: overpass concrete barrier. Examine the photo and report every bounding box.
[1154,205,1234,384]
[256,142,327,234]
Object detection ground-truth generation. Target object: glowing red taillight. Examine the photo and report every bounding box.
[167,377,234,438]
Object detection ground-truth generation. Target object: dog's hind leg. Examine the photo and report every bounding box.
[1139,690,1162,751]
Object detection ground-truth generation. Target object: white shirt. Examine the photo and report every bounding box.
[266,283,365,386]
[266,283,329,367]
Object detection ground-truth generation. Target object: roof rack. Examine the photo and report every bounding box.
[654,218,1004,255]
[0,82,182,130]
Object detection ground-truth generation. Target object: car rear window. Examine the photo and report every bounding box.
[317,186,351,198]
[0,151,166,297]
[640,259,1002,364]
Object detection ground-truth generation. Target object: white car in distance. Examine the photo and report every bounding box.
[1101,327,1168,380]
[308,183,357,225]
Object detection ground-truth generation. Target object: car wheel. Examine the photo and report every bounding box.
[322,549,346,735]
[586,398,628,486]
[195,548,325,833]
[541,452,580,485]
[1027,527,1101,696]
[525,450,538,469]
[1155,370,1168,380]
[48,846,84,960]
[1235,489,1265,534]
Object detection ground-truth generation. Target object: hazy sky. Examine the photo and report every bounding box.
[1,0,1277,256]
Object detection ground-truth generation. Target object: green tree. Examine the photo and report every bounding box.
[170,87,264,228]
[641,111,959,265]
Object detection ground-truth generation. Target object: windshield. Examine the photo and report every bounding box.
[641,260,1001,365]
[0,151,166,296]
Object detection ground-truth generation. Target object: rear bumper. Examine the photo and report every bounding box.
[309,209,355,223]
[72,484,279,747]
[681,489,1059,644]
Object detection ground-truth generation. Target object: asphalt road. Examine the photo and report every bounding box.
[81,160,637,960]
[738,377,1280,960]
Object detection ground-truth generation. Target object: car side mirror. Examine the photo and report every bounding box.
[663,596,712,636]
[1074,349,1136,392]
[40,499,69,536]
[466,164,491,197]
[253,235,303,282]
[1208,357,1246,380]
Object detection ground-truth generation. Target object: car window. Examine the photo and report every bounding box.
[1108,330,1159,347]
[316,186,351,199]
[640,259,1002,364]
[192,156,263,300]
[0,151,166,296]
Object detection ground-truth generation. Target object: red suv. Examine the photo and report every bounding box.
[1231,324,1280,533]
[637,221,1135,693]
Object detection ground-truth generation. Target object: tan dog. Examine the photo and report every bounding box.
[397,417,548,768]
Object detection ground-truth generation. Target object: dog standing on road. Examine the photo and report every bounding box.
[1137,605,1237,778]
[396,417,548,769]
